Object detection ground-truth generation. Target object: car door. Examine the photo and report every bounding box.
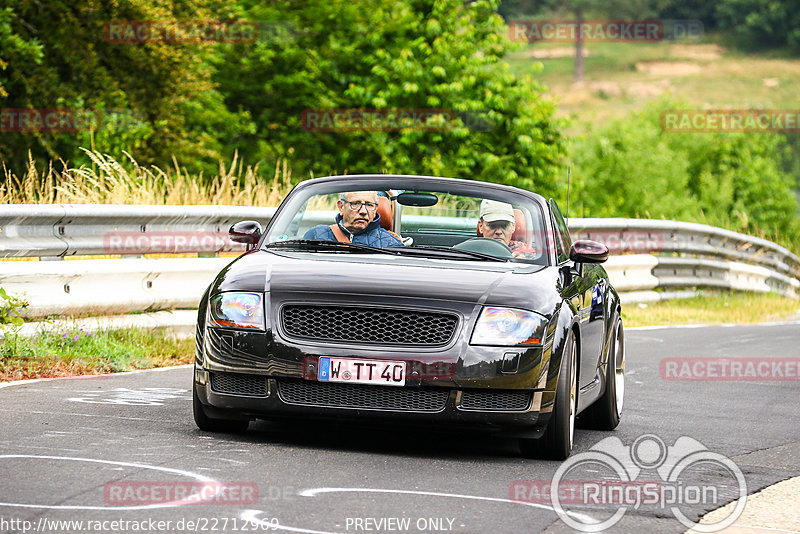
[550,200,605,390]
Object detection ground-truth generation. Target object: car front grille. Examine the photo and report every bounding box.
[277,380,448,412]
[210,372,268,397]
[280,305,458,346]
[460,390,532,412]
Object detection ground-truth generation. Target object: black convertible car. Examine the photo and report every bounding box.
[193,175,625,459]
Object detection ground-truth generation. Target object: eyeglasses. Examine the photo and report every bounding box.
[343,200,378,211]
[485,220,513,231]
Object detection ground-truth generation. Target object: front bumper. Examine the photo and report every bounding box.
[195,294,559,439]
[194,367,552,439]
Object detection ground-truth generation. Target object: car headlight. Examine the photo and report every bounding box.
[471,306,547,346]
[209,292,265,330]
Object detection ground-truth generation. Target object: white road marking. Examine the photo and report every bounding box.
[0,444,82,453]
[242,510,338,534]
[627,319,800,331]
[7,409,172,422]
[306,487,595,522]
[67,387,189,405]
[0,455,218,510]
[241,486,599,534]
[0,364,192,389]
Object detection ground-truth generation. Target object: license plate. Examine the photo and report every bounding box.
[317,357,406,386]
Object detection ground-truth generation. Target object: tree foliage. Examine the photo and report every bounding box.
[716,0,800,51]
[214,0,564,193]
[0,0,246,175]
[1,0,564,193]
[571,99,800,245]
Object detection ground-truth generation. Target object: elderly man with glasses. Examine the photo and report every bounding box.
[303,191,404,247]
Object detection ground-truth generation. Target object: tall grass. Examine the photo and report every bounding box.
[0,325,194,381]
[1,149,295,206]
[2,148,797,254]
[622,291,800,328]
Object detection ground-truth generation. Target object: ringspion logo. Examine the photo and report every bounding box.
[512,434,747,532]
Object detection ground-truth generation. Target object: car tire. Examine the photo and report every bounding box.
[519,329,577,460]
[580,318,624,430]
[193,381,250,434]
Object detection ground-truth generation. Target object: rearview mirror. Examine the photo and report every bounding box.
[569,239,608,263]
[396,192,438,207]
[229,220,262,251]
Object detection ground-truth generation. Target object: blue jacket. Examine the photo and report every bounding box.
[303,214,403,247]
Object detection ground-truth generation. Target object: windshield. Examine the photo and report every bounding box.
[264,179,549,264]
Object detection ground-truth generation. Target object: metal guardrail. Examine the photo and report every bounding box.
[0,205,798,318]
[570,218,800,281]
[0,205,277,257]
[0,257,231,317]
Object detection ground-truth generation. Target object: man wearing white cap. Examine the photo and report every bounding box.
[478,199,536,256]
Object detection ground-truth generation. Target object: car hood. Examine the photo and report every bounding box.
[213,250,561,313]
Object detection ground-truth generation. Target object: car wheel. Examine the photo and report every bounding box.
[519,329,577,460]
[192,381,250,433]
[581,318,624,430]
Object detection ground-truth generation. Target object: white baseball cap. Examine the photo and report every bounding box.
[480,199,515,224]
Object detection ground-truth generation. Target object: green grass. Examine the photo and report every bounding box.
[506,37,800,133]
[622,291,800,328]
[508,40,678,78]
[507,35,800,254]
[0,326,193,381]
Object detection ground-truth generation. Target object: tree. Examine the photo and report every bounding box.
[716,0,800,51]
[0,0,248,177]
[571,99,800,247]
[214,0,565,193]
[570,103,699,220]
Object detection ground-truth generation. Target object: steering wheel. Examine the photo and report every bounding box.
[453,237,514,258]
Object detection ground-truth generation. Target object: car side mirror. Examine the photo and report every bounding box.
[569,239,608,264]
[229,220,262,251]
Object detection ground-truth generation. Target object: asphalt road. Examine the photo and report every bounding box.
[1,323,798,534]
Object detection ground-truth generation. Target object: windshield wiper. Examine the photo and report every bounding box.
[263,240,400,256]
[389,245,510,262]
